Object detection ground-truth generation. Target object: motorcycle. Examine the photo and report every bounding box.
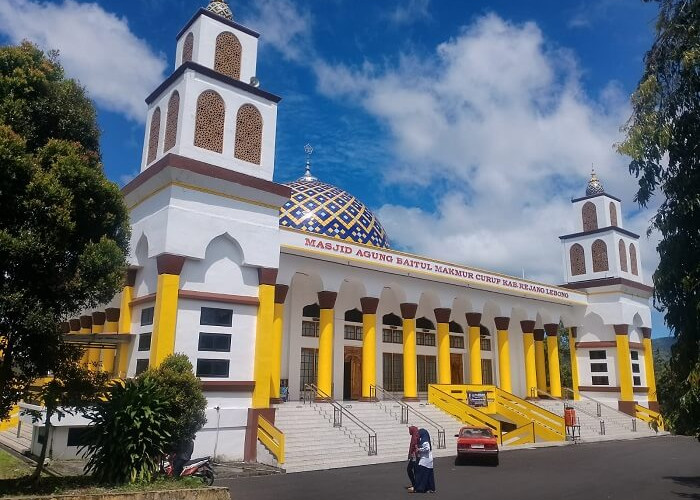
[162,454,215,485]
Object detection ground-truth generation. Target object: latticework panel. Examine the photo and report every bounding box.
[194,90,225,153]
[214,31,242,80]
[183,32,194,64]
[592,239,609,272]
[582,201,598,231]
[234,104,262,165]
[610,202,618,227]
[618,239,628,272]
[570,244,586,276]
[146,107,161,164]
[164,91,180,153]
[630,243,638,275]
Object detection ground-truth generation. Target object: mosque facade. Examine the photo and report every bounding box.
[61,1,658,460]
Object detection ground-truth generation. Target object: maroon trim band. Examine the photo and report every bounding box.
[494,317,510,331]
[520,320,536,334]
[465,312,482,327]
[360,297,380,315]
[178,289,259,306]
[434,308,451,324]
[400,303,418,320]
[318,291,338,310]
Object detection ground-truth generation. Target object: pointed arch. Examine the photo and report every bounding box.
[448,321,464,333]
[382,313,402,327]
[570,243,586,276]
[303,303,320,318]
[630,243,639,275]
[182,32,194,64]
[582,201,598,231]
[609,202,618,227]
[164,91,180,152]
[344,308,362,323]
[619,239,628,272]
[146,107,161,164]
[416,317,435,330]
[234,104,263,164]
[214,31,242,79]
[592,239,609,272]
[194,90,225,153]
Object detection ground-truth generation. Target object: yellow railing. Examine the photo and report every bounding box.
[635,404,665,431]
[257,415,285,464]
[0,405,20,432]
[428,385,502,441]
[494,387,565,442]
[501,422,536,446]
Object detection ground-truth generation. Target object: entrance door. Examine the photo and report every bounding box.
[481,359,494,385]
[343,346,362,400]
[450,353,463,384]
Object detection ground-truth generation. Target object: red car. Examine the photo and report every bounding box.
[455,426,499,465]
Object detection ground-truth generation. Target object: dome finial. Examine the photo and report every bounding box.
[586,165,604,196]
[207,0,233,20]
[302,143,317,181]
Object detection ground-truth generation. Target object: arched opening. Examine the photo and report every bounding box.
[214,31,242,79]
[592,239,609,272]
[164,91,180,152]
[182,32,194,64]
[479,325,494,384]
[449,321,463,333]
[234,104,263,165]
[194,90,225,153]
[570,243,586,276]
[299,302,320,391]
[609,202,618,227]
[582,201,598,231]
[343,308,363,400]
[146,107,161,164]
[630,243,639,275]
[449,321,464,383]
[619,239,628,272]
[343,308,363,341]
[381,312,403,392]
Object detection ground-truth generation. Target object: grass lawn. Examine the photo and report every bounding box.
[0,448,33,480]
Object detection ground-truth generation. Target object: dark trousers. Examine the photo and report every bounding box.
[415,464,435,493]
[173,458,187,478]
[407,459,417,488]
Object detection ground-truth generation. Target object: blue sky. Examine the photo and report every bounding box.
[0,0,670,336]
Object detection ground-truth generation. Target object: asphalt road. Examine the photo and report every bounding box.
[218,436,700,500]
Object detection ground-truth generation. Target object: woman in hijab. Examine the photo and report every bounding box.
[413,428,435,493]
[406,426,419,492]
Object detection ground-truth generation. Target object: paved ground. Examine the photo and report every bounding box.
[219,436,700,500]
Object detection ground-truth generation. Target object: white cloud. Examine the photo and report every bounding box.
[388,0,431,26]
[0,0,167,122]
[242,0,313,63]
[315,13,659,284]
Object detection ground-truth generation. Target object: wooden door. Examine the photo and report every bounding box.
[450,353,464,384]
[344,346,363,400]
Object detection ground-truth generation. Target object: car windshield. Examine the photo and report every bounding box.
[460,428,492,438]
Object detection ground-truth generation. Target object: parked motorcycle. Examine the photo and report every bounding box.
[162,454,215,485]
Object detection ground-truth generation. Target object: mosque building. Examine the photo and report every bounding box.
[49,1,659,462]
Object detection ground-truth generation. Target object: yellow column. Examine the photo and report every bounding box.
[102,311,117,376]
[495,317,512,393]
[401,303,418,400]
[114,270,136,378]
[466,313,482,385]
[615,324,634,409]
[270,285,289,403]
[253,280,275,408]
[569,327,580,400]
[435,308,452,385]
[642,328,657,406]
[520,321,537,398]
[544,324,561,397]
[91,312,106,371]
[316,291,337,399]
[361,297,379,399]
[534,329,547,392]
[150,255,184,368]
[80,316,99,371]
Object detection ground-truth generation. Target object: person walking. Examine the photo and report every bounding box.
[406,426,419,492]
[413,428,435,493]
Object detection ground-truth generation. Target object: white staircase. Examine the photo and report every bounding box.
[532,398,663,441]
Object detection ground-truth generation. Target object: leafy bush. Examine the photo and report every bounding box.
[145,354,207,453]
[81,377,175,484]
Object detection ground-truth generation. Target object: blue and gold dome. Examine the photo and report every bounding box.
[279,164,390,248]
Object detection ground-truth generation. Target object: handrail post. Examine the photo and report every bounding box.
[600,419,605,435]
[596,402,601,417]
[632,419,637,432]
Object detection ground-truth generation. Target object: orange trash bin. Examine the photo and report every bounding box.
[564,407,576,427]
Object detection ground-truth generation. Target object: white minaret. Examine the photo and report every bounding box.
[139,0,279,181]
[560,170,645,285]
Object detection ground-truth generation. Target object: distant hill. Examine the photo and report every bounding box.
[652,336,675,360]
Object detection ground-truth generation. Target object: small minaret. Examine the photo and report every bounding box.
[560,170,645,285]
[139,0,280,181]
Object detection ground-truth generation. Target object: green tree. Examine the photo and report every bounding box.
[145,354,207,454]
[617,0,700,438]
[0,41,130,421]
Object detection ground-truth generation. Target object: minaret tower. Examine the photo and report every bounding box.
[140,0,280,181]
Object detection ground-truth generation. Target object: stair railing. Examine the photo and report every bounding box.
[302,383,377,455]
[370,384,446,449]
[560,387,639,432]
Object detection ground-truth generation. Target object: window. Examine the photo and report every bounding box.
[591,376,609,386]
[182,32,194,63]
[590,363,607,372]
[383,328,402,344]
[146,107,160,164]
[582,201,598,231]
[630,243,639,276]
[234,104,263,165]
[138,333,152,352]
[302,320,320,338]
[633,376,642,386]
[631,351,639,361]
[592,239,609,272]
[480,332,491,352]
[196,359,230,378]
[417,355,437,392]
[417,331,436,346]
[449,321,464,334]
[200,307,233,327]
[135,358,149,375]
[632,364,640,374]
[609,202,618,226]
[344,324,363,341]
[589,350,606,360]
[67,427,91,447]
[164,91,180,152]
[214,31,242,79]
[300,348,318,390]
[344,308,362,323]
[194,90,225,153]
[619,239,628,272]
[450,335,465,349]
[140,307,154,326]
[303,303,320,318]
[570,243,586,275]
[382,313,402,327]
[481,359,494,385]
[416,317,435,330]
[198,332,232,352]
[382,353,403,392]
